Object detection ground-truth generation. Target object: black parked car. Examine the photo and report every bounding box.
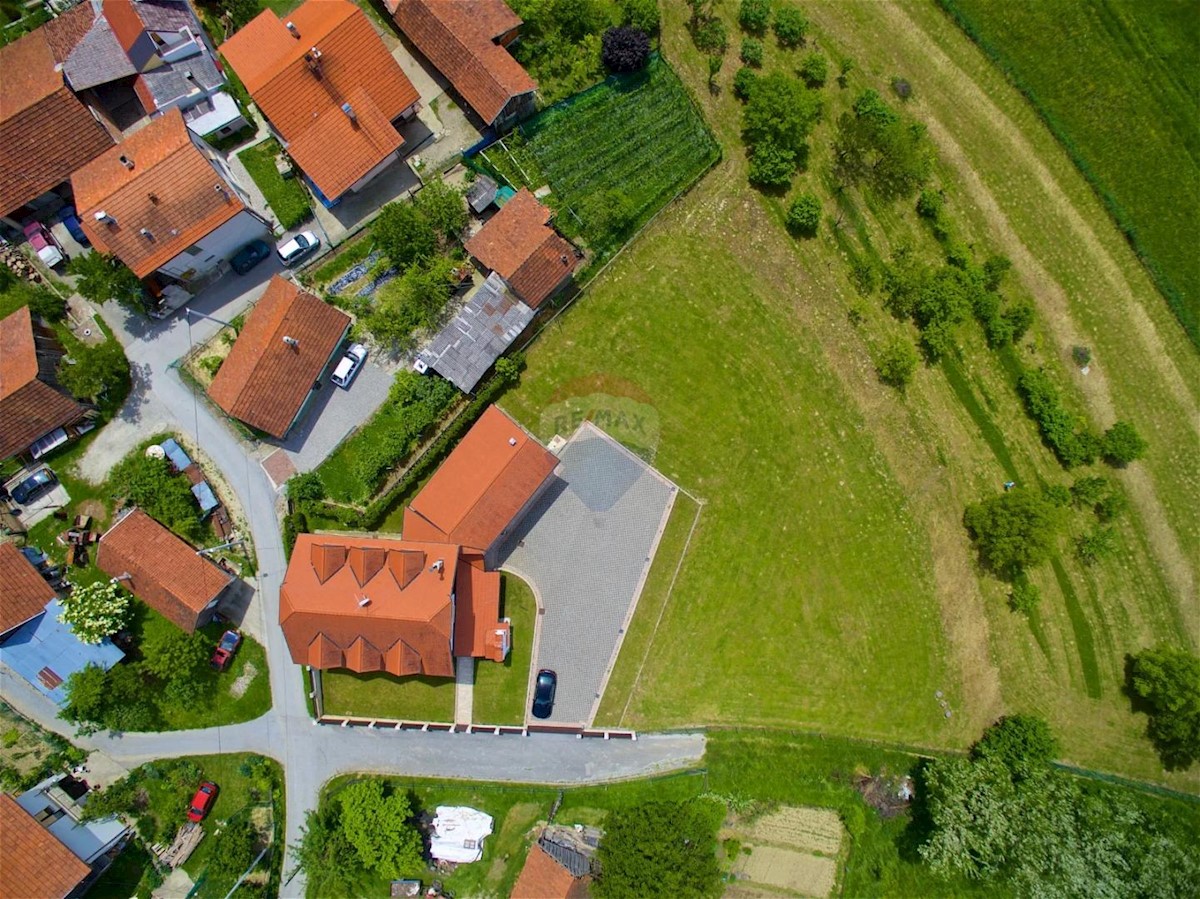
[11,468,57,506]
[531,669,557,719]
[230,239,271,275]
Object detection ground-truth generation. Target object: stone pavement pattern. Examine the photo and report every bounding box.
[502,424,677,726]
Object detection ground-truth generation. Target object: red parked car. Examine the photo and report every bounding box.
[210,630,242,671]
[187,781,218,823]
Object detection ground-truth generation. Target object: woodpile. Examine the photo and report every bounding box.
[0,244,45,285]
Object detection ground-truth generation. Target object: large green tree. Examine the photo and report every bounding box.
[67,252,144,311]
[834,89,931,199]
[57,338,130,403]
[741,72,821,188]
[58,581,131,643]
[1128,645,1200,770]
[971,714,1058,782]
[963,488,1064,579]
[595,799,722,898]
[413,179,468,243]
[337,778,423,880]
[373,202,437,271]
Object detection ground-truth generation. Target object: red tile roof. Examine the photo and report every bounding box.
[0,307,87,461]
[280,534,504,677]
[0,28,115,215]
[41,1,97,62]
[403,405,557,554]
[454,553,507,662]
[220,0,419,199]
[0,793,91,899]
[72,108,245,277]
[465,189,577,308]
[0,542,54,637]
[208,276,349,438]
[97,508,233,633]
[512,844,591,899]
[388,0,536,125]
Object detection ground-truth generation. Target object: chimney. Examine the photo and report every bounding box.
[286,21,299,38]
[357,596,371,607]
[430,559,444,577]
[119,154,134,170]
[282,335,299,349]
[139,228,154,241]
[94,210,115,226]
[508,437,517,446]
[184,70,194,82]
[148,192,159,204]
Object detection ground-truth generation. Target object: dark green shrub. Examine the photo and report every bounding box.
[1017,369,1100,468]
[916,188,943,220]
[785,192,821,237]
[693,17,728,54]
[1008,575,1041,614]
[740,37,763,67]
[875,337,919,390]
[619,0,660,34]
[799,52,827,87]
[1102,420,1147,467]
[772,6,807,47]
[1076,526,1118,564]
[733,66,758,100]
[738,0,771,35]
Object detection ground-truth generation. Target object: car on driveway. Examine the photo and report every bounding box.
[11,468,57,506]
[330,343,367,389]
[531,669,557,719]
[22,221,64,267]
[276,230,319,266]
[210,630,242,671]
[187,781,219,822]
[58,207,90,246]
[230,239,270,275]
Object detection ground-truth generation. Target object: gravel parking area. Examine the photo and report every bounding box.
[501,422,677,727]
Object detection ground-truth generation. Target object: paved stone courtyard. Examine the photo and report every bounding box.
[501,422,677,726]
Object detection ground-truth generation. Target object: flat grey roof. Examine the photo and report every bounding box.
[419,272,533,393]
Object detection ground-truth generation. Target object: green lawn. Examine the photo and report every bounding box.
[937,0,1200,346]
[238,138,312,230]
[321,670,455,722]
[471,573,536,725]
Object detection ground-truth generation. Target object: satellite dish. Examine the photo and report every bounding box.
[145,445,166,460]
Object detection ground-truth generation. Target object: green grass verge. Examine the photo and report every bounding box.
[87,840,160,899]
[471,573,536,725]
[238,139,312,230]
[321,670,455,721]
[935,0,1200,346]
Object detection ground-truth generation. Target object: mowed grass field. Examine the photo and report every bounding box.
[937,0,1200,345]
[506,0,1199,788]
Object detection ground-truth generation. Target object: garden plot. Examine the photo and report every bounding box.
[725,805,845,898]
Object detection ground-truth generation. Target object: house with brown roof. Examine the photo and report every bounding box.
[0,26,115,223]
[0,306,91,463]
[465,188,579,309]
[387,0,536,131]
[0,793,94,899]
[220,0,421,205]
[512,843,592,899]
[73,108,269,289]
[97,508,235,632]
[208,275,350,439]
[403,404,559,568]
[279,533,510,678]
[0,542,56,640]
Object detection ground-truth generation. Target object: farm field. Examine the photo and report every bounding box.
[504,0,1199,788]
[937,0,1200,346]
[481,54,719,261]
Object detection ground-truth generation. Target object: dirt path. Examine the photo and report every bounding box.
[873,0,1197,623]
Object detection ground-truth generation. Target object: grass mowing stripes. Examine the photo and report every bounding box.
[935,0,1200,346]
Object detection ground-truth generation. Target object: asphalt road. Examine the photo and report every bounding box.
[14,283,708,897]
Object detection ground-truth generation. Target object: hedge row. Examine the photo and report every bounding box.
[1017,368,1099,468]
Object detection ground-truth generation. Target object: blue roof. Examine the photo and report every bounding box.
[161,437,192,471]
[191,481,218,514]
[0,600,124,706]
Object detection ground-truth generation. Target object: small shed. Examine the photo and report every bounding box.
[191,482,219,516]
[160,438,192,472]
[466,174,498,213]
[0,600,124,706]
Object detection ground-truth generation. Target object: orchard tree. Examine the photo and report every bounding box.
[619,0,659,34]
[738,0,771,35]
[740,37,763,67]
[875,336,919,390]
[963,488,1064,579]
[57,339,130,403]
[741,72,820,187]
[732,66,758,101]
[601,25,650,73]
[413,179,467,243]
[1128,644,1200,770]
[834,89,931,199]
[373,201,436,271]
[1102,420,1147,467]
[59,581,131,644]
[799,51,827,87]
[972,714,1058,781]
[785,192,821,237]
[772,5,807,47]
[596,800,721,898]
[68,252,144,311]
[338,778,423,879]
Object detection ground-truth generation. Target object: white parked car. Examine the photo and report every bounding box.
[330,343,368,389]
[276,230,319,266]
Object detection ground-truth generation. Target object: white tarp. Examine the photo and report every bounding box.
[429,806,493,864]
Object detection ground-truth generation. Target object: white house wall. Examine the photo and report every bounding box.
[156,210,268,281]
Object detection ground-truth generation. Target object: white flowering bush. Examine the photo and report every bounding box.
[59,581,131,644]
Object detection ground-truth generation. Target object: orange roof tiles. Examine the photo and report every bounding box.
[512,844,590,899]
[404,405,557,554]
[72,108,245,277]
[208,276,349,438]
[0,307,87,461]
[0,793,91,899]
[0,28,115,215]
[281,534,504,678]
[465,189,577,308]
[220,0,419,199]
[0,542,54,637]
[97,509,233,633]
[389,0,536,125]
[454,554,507,661]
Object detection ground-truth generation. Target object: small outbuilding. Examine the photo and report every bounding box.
[429,806,493,864]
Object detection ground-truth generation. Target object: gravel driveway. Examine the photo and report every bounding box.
[501,423,677,727]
